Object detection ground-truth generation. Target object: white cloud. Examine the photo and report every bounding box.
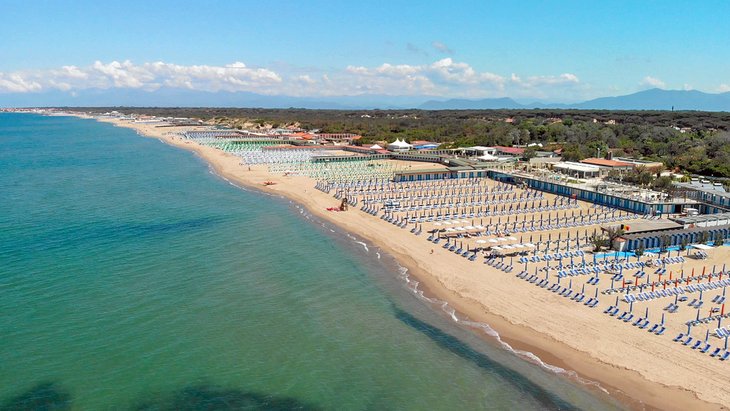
[640,76,666,88]
[432,41,453,55]
[0,60,281,94]
[718,84,730,93]
[0,59,585,100]
[510,73,579,87]
[0,73,42,93]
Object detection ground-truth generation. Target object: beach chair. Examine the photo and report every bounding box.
[700,344,712,354]
[691,340,702,349]
[682,336,693,346]
[710,348,721,358]
[720,351,730,361]
[673,333,686,342]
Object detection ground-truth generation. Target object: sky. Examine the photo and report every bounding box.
[1,0,729,104]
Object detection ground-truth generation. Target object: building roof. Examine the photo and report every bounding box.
[603,219,681,234]
[495,146,525,155]
[395,168,450,175]
[676,181,727,194]
[671,213,730,225]
[580,158,632,168]
[553,162,601,173]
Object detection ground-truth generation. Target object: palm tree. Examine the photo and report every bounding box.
[590,233,607,253]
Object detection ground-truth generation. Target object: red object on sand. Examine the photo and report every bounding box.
[722,304,725,316]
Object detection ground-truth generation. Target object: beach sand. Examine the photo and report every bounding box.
[97,117,730,411]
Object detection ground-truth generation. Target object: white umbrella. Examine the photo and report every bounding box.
[507,236,518,241]
[434,222,442,226]
[489,239,499,243]
[476,240,487,244]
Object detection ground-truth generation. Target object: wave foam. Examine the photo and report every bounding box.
[394,261,609,395]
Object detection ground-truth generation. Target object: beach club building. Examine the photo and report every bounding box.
[393,167,492,182]
[552,162,601,179]
[489,170,699,216]
[579,158,634,173]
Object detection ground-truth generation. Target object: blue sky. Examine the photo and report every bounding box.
[1,0,729,102]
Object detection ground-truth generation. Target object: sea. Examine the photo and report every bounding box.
[0,113,625,410]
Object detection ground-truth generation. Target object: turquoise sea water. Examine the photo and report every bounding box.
[0,113,625,410]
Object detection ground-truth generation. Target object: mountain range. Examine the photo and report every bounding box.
[2,88,730,112]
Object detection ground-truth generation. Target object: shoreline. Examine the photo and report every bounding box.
[89,115,727,411]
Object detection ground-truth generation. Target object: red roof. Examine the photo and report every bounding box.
[495,146,525,155]
[580,158,632,167]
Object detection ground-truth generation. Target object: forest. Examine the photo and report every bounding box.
[71,107,730,178]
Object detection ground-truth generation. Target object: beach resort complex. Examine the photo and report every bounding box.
[67,111,730,410]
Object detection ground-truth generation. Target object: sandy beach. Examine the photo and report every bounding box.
[96,117,730,411]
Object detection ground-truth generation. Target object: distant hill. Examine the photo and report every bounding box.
[416,89,730,111]
[573,88,730,111]
[3,87,730,112]
[418,97,524,110]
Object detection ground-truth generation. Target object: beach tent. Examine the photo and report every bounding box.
[387,139,413,152]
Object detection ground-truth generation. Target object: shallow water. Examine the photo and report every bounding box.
[0,113,625,410]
